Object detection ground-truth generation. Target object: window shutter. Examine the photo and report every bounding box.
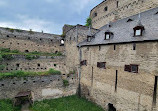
[124,65,131,72]
[97,62,100,68]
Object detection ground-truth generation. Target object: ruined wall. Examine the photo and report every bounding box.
[91,0,158,29]
[80,42,158,111]
[0,74,77,100]
[1,56,67,73]
[65,25,98,73]
[0,27,64,53]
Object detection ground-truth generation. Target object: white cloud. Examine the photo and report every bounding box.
[0,14,62,34]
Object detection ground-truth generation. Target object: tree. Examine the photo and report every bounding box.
[85,17,92,27]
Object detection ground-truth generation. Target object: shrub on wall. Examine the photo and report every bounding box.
[25,55,39,60]
[63,79,69,87]
[1,54,13,60]
[0,48,10,53]
[0,65,5,71]
[48,68,61,75]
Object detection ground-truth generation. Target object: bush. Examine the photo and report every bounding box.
[0,65,5,71]
[0,48,10,52]
[2,54,13,60]
[11,50,19,53]
[63,79,69,87]
[25,55,39,60]
[48,68,61,75]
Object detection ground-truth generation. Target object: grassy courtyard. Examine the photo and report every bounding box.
[0,95,104,111]
[30,95,104,111]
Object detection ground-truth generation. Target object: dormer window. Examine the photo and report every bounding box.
[105,32,113,40]
[133,26,145,36]
[87,35,92,42]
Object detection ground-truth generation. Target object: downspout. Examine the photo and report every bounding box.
[78,45,82,97]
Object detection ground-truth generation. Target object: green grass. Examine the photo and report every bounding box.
[0,99,20,111]
[0,48,63,57]
[30,95,104,111]
[0,68,61,79]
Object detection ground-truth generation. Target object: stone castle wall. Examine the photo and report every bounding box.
[1,56,67,74]
[0,27,64,53]
[0,74,77,101]
[90,0,158,29]
[80,42,158,111]
[65,25,98,73]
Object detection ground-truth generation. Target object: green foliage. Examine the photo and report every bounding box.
[48,68,61,75]
[0,48,10,52]
[61,33,66,38]
[0,68,61,79]
[29,29,34,34]
[11,50,19,53]
[15,29,23,32]
[1,54,13,60]
[0,55,3,61]
[85,17,92,27]
[9,29,14,33]
[63,79,69,87]
[30,95,104,111]
[51,56,54,59]
[25,55,39,60]
[0,65,5,71]
[0,99,20,111]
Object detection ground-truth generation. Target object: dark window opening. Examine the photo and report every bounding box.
[114,45,116,50]
[1,84,4,86]
[133,26,145,36]
[155,11,158,15]
[153,76,157,106]
[28,37,30,40]
[104,6,108,11]
[115,70,118,92]
[97,62,106,69]
[40,38,42,41]
[16,63,20,67]
[116,1,119,8]
[94,12,97,17]
[80,60,87,66]
[37,64,40,67]
[124,64,138,73]
[133,43,136,50]
[7,35,9,37]
[25,50,29,53]
[108,103,116,111]
[99,46,101,51]
[127,19,133,22]
[54,64,57,67]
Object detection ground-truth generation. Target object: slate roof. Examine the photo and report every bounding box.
[78,7,158,47]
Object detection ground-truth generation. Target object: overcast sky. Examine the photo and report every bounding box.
[0,0,102,34]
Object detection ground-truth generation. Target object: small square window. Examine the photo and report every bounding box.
[135,29,141,36]
[131,65,138,73]
[105,34,110,39]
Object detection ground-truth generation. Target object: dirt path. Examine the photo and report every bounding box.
[21,103,31,111]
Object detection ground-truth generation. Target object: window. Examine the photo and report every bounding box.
[105,32,113,40]
[104,6,108,11]
[97,62,106,69]
[80,60,87,66]
[133,26,145,36]
[16,63,20,67]
[114,45,116,50]
[124,64,138,73]
[37,64,40,67]
[87,36,92,42]
[155,11,158,15]
[93,12,97,17]
[133,43,136,50]
[117,1,119,8]
[135,29,141,36]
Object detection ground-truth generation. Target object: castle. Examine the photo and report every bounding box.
[0,0,158,111]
